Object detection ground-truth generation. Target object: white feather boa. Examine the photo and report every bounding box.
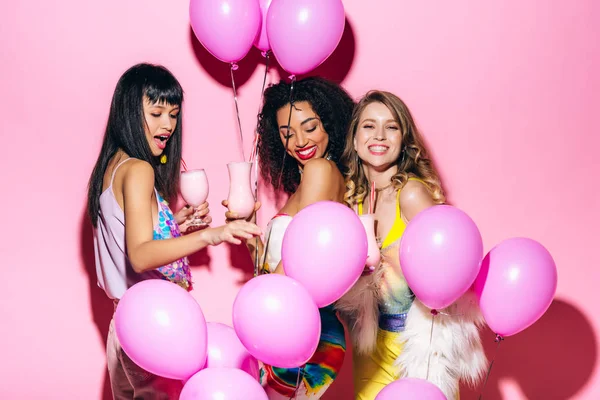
[395,292,488,399]
[335,269,383,355]
[336,276,488,400]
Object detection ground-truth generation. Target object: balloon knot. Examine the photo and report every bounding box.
[231,63,239,71]
[261,50,270,58]
[430,309,439,316]
[495,334,504,342]
[288,74,296,82]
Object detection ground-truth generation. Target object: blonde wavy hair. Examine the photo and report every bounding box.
[342,90,446,207]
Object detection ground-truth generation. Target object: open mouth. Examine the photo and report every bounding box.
[154,134,170,150]
[295,145,317,161]
[368,145,389,155]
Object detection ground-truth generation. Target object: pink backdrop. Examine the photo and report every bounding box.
[1,1,598,399]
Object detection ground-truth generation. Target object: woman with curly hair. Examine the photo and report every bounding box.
[224,77,355,399]
[336,91,487,400]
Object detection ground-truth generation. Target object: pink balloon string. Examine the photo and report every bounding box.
[277,75,297,188]
[291,366,305,399]
[181,158,188,172]
[257,227,274,278]
[250,52,270,165]
[259,52,270,110]
[252,52,270,278]
[251,133,260,277]
[477,334,504,400]
[249,133,259,166]
[230,63,245,161]
[425,311,438,381]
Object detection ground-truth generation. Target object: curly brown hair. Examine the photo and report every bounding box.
[257,77,355,194]
[342,90,446,207]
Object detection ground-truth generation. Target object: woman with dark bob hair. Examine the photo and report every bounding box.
[88,63,261,398]
[224,77,355,399]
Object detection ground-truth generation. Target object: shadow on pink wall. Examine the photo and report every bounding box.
[325,299,598,400]
[188,17,357,88]
[462,299,597,399]
[80,212,113,400]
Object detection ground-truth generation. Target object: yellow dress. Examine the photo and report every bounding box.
[353,179,418,400]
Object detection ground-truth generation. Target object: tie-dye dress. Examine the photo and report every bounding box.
[259,214,346,399]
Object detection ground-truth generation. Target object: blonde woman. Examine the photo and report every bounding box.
[336,91,486,400]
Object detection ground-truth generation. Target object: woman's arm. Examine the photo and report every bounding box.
[272,159,341,275]
[273,261,285,275]
[399,179,437,222]
[123,161,261,273]
[223,200,264,266]
[296,158,342,209]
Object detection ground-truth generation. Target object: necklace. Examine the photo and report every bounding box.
[373,182,394,192]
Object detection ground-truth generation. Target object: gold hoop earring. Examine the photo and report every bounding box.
[160,155,167,164]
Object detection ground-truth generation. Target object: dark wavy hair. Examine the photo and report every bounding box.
[87,63,184,227]
[257,77,355,194]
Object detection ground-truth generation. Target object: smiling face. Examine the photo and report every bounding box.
[143,96,180,157]
[354,101,403,171]
[276,101,329,166]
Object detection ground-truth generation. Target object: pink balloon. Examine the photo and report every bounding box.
[266,0,345,75]
[115,280,208,380]
[189,0,261,63]
[180,367,267,400]
[254,0,272,52]
[399,205,483,310]
[232,274,321,368]
[206,322,260,380]
[375,378,447,400]
[474,237,557,337]
[281,201,368,307]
